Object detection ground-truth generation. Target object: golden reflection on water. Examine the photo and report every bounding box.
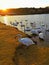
[4,16,9,25]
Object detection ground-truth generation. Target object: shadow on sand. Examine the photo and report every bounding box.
[13,44,49,65]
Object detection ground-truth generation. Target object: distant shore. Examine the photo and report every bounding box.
[0,7,49,16]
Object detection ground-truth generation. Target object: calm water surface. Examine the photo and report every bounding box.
[0,14,49,33]
[0,14,49,30]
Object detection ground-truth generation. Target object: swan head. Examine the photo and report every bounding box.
[15,34,22,39]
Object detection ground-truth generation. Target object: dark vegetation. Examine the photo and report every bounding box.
[0,7,49,15]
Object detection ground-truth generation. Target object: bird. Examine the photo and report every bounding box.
[31,29,39,35]
[15,34,35,46]
[10,21,19,26]
[39,32,44,40]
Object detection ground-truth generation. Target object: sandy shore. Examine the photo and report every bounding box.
[0,22,49,65]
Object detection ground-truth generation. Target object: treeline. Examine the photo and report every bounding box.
[0,7,49,15]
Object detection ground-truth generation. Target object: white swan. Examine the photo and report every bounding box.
[15,34,35,46]
[39,32,44,40]
[31,29,39,35]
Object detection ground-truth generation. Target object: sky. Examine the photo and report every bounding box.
[0,0,49,9]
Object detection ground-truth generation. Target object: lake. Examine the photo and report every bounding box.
[0,14,49,33]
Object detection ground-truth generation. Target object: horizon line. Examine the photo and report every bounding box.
[0,6,49,10]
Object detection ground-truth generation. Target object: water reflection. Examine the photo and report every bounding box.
[4,16,8,25]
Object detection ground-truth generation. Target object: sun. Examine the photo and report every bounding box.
[0,5,7,10]
[1,8,7,12]
[2,8,7,10]
[0,6,7,11]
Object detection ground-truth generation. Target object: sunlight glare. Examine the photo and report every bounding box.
[2,8,7,11]
[4,16,8,25]
[0,5,7,10]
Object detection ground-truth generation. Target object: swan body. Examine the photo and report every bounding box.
[39,33,44,40]
[16,34,35,46]
[19,37,35,46]
[31,29,38,35]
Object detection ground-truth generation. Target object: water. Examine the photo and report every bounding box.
[0,14,49,33]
